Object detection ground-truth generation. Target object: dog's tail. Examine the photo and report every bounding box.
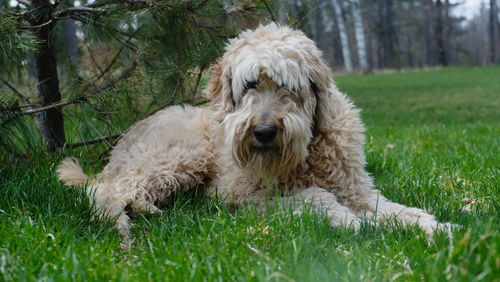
[56,158,133,240]
[56,158,89,186]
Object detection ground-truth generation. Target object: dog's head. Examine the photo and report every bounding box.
[206,24,334,177]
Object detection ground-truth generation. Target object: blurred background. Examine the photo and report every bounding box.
[280,0,499,71]
[0,0,499,156]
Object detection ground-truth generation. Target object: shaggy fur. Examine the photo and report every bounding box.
[57,24,452,240]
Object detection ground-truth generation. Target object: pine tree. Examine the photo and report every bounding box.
[0,0,269,155]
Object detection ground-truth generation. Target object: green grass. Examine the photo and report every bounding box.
[1,66,499,281]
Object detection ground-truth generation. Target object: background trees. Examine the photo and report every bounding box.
[282,0,500,71]
[490,0,499,63]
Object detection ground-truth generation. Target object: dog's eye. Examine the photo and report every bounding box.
[243,79,259,92]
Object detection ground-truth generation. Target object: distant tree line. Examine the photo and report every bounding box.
[280,0,500,72]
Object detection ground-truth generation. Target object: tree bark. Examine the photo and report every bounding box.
[311,0,324,44]
[435,0,448,66]
[444,0,452,64]
[406,34,414,67]
[31,0,66,151]
[351,0,368,72]
[424,0,435,66]
[332,0,353,73]
[383,0,397,68]
[490,0,499,63]
[374,0,397,68]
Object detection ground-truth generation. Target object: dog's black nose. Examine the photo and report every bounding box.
[253,123,278,144]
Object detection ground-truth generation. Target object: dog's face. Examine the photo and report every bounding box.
[223,74,316,177]
[207,24,333,177]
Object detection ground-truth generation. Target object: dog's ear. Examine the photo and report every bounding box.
[205,62,234,120]
[306,53,338,134]
[307,50,365,146]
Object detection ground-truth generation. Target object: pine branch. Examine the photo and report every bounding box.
[191,65,206,98]
[17,0,32,7]
[66,133,121,149]
[19,19,53,30]
[261,0,276,22]
[2,80,31,105]
[53,7,105,19]
[92,27,142,84]
[1,59,139,118]
[225,4,258,16]
[188,0,210,11]
[86,44,104,73]
[71,15,140,47]
[1,79,46,135]
[122,0,157,6]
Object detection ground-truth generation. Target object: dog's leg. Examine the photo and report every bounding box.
[130,199,161,214]
[89,182,133,241]
[355,188,453,235]
[110,143,215,218]
[276,187,361,229]
[338,171,452,235]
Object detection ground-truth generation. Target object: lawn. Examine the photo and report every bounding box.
[1,66,499,281]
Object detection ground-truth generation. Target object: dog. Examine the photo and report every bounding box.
[57,23,453,241]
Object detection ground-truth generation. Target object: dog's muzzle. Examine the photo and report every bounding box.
[253,123,278,144]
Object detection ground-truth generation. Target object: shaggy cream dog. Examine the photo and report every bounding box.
[57,24,452,240]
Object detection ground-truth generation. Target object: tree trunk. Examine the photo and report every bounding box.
[444,0,452,64]
[319,1,339,67]
[311,0,324,44]
[383,0,397,68]
[376,0,384,68]
[435,0,448,66]
[31,0,66,151]
[374,0,397,68]
[424,0,435,66]
[490,0,499,63]
[407,34,414,67]
[351,0,368,72]
[332,0,353,73]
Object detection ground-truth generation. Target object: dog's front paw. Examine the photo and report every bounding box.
[436,222,462,232]
[421,221,461,236]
